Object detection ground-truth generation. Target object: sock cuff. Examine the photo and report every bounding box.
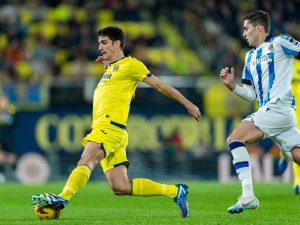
[131,178,139,195]
[228,141,246,150]
[229,142,250,166]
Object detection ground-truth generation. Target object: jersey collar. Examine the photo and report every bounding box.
[109,56,127,66]
[255,34,273,50]
[265,34,273,42]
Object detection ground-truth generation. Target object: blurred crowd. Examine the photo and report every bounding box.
[0,0,300,85]
[0,0,204,87]
[0,95,16,182]
[169,0,300,77]
[1,0,299,182]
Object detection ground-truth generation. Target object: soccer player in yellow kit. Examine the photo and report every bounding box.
[278,58,300,194]
[32,26,201,218]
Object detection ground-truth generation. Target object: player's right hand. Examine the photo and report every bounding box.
[95,56,109,70]
[219,67,235,90]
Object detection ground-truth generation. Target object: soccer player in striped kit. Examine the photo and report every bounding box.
[220,10,300,213]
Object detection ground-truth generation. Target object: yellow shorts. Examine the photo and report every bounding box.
[81,123,128,173]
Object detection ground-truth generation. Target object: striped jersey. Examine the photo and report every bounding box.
[242,34,300,108]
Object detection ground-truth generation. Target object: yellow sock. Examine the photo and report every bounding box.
[59,165,91,200]
[292,162,300,186]
[132,178,178,198]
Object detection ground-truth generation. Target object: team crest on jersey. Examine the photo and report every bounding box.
[268,44,274,51]
[113,65,119,71]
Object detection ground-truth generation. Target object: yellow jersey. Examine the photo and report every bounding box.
[92,56,150,129]
[292,59,300,120]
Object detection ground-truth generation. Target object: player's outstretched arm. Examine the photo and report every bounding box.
[143,75,201,121]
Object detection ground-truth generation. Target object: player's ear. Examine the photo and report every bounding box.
[257,24,263,32]
[114,40,121,48]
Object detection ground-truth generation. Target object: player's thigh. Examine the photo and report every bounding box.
[228,121,264,144]
[80,128,108,162]
[100,130,128,173]
[80,142,104,160]
[272,126,300,161]
[78,142,105,169]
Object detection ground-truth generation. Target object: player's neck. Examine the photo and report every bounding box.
[255,34,268,48]
[109,52,125,63]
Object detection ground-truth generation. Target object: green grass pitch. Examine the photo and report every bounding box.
[0,181,298,225]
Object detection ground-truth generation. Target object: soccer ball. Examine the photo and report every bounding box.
[33,204,61,219]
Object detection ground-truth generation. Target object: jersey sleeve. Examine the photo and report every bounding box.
[130,59,152,81]
[242,52,253,85]
[278,34,300,57]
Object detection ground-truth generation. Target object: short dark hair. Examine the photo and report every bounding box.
[97,26,126,49]
[243,10,271,34]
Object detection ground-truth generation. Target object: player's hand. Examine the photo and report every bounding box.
[220,67,236,90]
[95,56,109,70]
[186,103,201,121]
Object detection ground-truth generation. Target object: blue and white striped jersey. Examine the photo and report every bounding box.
[242,34,300,108]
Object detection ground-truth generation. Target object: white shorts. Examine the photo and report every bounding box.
[243,99,300,159]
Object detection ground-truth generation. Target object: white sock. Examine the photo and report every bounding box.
[242,184,254,197]
[229,141,254,198]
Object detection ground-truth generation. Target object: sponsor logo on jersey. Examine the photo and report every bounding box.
[247,54,272,68]
[100,73,112,83]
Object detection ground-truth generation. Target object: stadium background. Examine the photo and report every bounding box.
[0,0,299,184]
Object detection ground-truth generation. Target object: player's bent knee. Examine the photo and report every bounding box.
[111,185,131,195]
[227,135,245,145]
[226,137,232,144]
[77,155,101,171]
[227,136,237,145]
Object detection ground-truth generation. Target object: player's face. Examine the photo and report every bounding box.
[243,20,259,47]
[98,36,120,61]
